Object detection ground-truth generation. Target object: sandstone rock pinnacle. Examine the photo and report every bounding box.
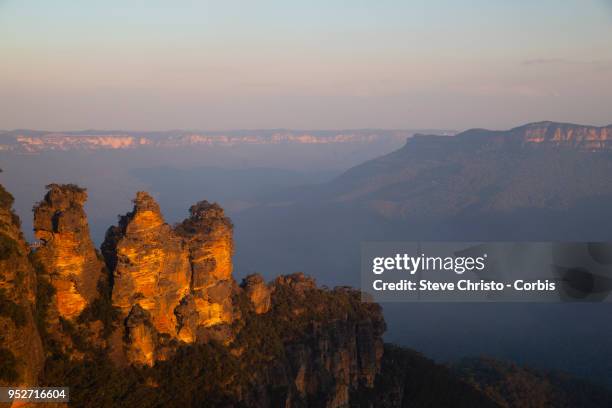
[33,184,105,321]
[102,194,239,364]
[102,191,191,336]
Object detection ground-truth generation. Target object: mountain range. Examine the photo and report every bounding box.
[0,129,434,153]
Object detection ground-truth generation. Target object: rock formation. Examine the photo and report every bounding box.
[279,276,385,401]
[0,183,44,387]
[102,191,190,337]
[241,274,271,314]
[124,304,158,366]
[228,273,386,407]
[33,184,105,321]
[174,201,237,342]
[102,194,238,364]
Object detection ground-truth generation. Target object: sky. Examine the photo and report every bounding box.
[1,0,611,131]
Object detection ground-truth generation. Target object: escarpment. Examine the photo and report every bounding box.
[0,183,44,387]
[514,121,612,150]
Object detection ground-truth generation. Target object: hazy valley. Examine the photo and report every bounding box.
[2,121,612,405]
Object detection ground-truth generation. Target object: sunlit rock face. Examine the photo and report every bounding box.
[33,184,104,320]
[452,121,612,150]
[518,122,612,149]
[102,194,239,364]
[124,304,157,367]
[241,274,271,314]
[102,192,191,335]
[176,201,234,283]
[0,184,44,387]
[175,201,237,338]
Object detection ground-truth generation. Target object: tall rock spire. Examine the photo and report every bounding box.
[102,191,191,335]
[102,193,239,364]
[174,200,236,343]
[33,184,105,321]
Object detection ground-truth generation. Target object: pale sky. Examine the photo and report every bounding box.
[1,0,611,131]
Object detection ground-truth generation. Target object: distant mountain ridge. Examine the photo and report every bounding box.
[1,122,609,153]
[0,129,448,153]
[314,121,612,218]
[414,121,612,151]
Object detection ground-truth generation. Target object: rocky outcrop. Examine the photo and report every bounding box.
[175,201,237,343]
[101,192,190,365]
[0,183,44,387]
[102,191,191,337]
[33,184,105,321]
[124,304,157,367]
[97,190,386,402]
[241,274,271,314]
[230,273,386,407]
[102,194,239,364]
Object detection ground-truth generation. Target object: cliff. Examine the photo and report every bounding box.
[0,183,44,388]
[511,121,612,150]
[416,121,612,151]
